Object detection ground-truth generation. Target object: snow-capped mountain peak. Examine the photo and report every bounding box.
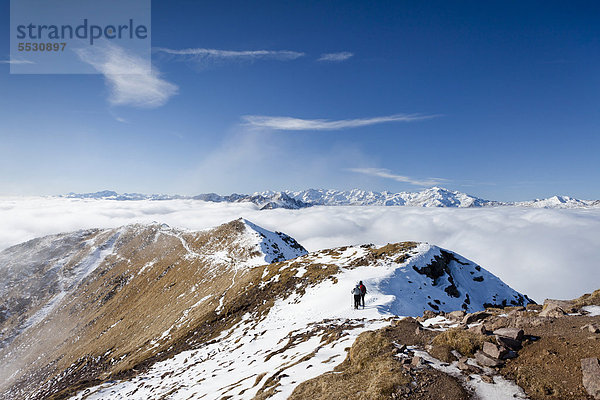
[234,218,307,264]
[515,195,592,208]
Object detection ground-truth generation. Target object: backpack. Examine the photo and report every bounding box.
[359,284,366,294]
[352,287,361,295]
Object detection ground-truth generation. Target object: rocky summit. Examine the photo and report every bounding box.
[0,219,597,399]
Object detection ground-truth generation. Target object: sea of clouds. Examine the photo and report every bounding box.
[1,196,599,303]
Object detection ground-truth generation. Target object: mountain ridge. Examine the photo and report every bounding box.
[62,187,600,209]
[0,219,532,399]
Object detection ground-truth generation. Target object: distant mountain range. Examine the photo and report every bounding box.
[63,187,600,210]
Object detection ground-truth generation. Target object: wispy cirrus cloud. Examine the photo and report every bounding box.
[0,59,35,64]
[347,167,447,187]
[76,44,178,109]
[154,47,305,62]
[317,52,353,62]
[242,113,436,131]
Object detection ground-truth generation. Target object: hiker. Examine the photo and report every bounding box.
[351,284,362,309]
[358,281,367,308]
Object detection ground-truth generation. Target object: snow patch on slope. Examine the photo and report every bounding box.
[409,347,528,399]
[582,305,600,317]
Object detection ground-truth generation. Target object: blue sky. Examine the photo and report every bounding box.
[1,0,599,201]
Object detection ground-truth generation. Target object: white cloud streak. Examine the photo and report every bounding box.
[1,198,599,302]
[347,167,446,187]
[242,114,435,131]
[0,59,35,64]
[76,44,178,108]
[317,52,353,62]
[154,47,305,61]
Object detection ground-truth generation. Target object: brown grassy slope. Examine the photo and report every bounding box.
[430,327,492,361]
[1,220,280,399]
[3,217,420,400]
[288,318,469,400]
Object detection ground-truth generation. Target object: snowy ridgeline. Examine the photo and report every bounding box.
[62,187,600,209]
[0,220,531,400]
[70,241,528,400]
[0,219,307,351]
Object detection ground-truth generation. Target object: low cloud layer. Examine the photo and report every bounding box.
[1,197,599,303]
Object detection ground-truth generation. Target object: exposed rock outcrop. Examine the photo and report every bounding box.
[582,358,600,399]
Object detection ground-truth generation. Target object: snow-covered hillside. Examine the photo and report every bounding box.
[0,220,531,400]
[63,187,600,209]
[68,242,530,400]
